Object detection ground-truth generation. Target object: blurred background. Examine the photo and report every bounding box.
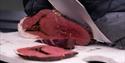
[0,0,26,32]
[0,1,26,62]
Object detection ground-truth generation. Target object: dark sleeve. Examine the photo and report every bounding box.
[79,0,112,20]
[79,0,125,20]
[23,0,53,16]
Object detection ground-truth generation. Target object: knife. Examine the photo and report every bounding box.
[48,0,111,43]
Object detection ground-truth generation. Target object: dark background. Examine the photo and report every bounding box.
[0,0,26,32]
[0,0,25,62]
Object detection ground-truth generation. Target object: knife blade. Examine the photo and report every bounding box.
[48,0,111,43]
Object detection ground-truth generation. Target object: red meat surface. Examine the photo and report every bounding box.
[39,11,91,45]
[19,9,92,48]
[17,45,78,61]
[22,9,52,30]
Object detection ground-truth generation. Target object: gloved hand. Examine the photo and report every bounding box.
[23,0,53,16]
[95,12,125,50]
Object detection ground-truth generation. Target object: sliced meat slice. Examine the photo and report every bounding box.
[39,45,77,57]
[17,45,78,61]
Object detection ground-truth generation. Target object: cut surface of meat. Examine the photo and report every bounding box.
[40,12,91,45]
[22,9,52,30]
[17,45,78,61]
[18,9,92,49]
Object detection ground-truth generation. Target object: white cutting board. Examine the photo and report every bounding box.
[0,32,125,63]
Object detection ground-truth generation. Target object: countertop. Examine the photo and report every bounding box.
[0,32,125,63]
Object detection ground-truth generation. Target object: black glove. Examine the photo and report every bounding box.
[112,37,125,49]
[23,0,53,16]
[95,12,125,50]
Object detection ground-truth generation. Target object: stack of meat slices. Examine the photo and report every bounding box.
[17,9,92,61]
[18,9,92,48]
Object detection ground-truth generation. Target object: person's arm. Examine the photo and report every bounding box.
[23,0,53,16]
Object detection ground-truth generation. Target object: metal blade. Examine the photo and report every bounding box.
[48,0,111,43]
